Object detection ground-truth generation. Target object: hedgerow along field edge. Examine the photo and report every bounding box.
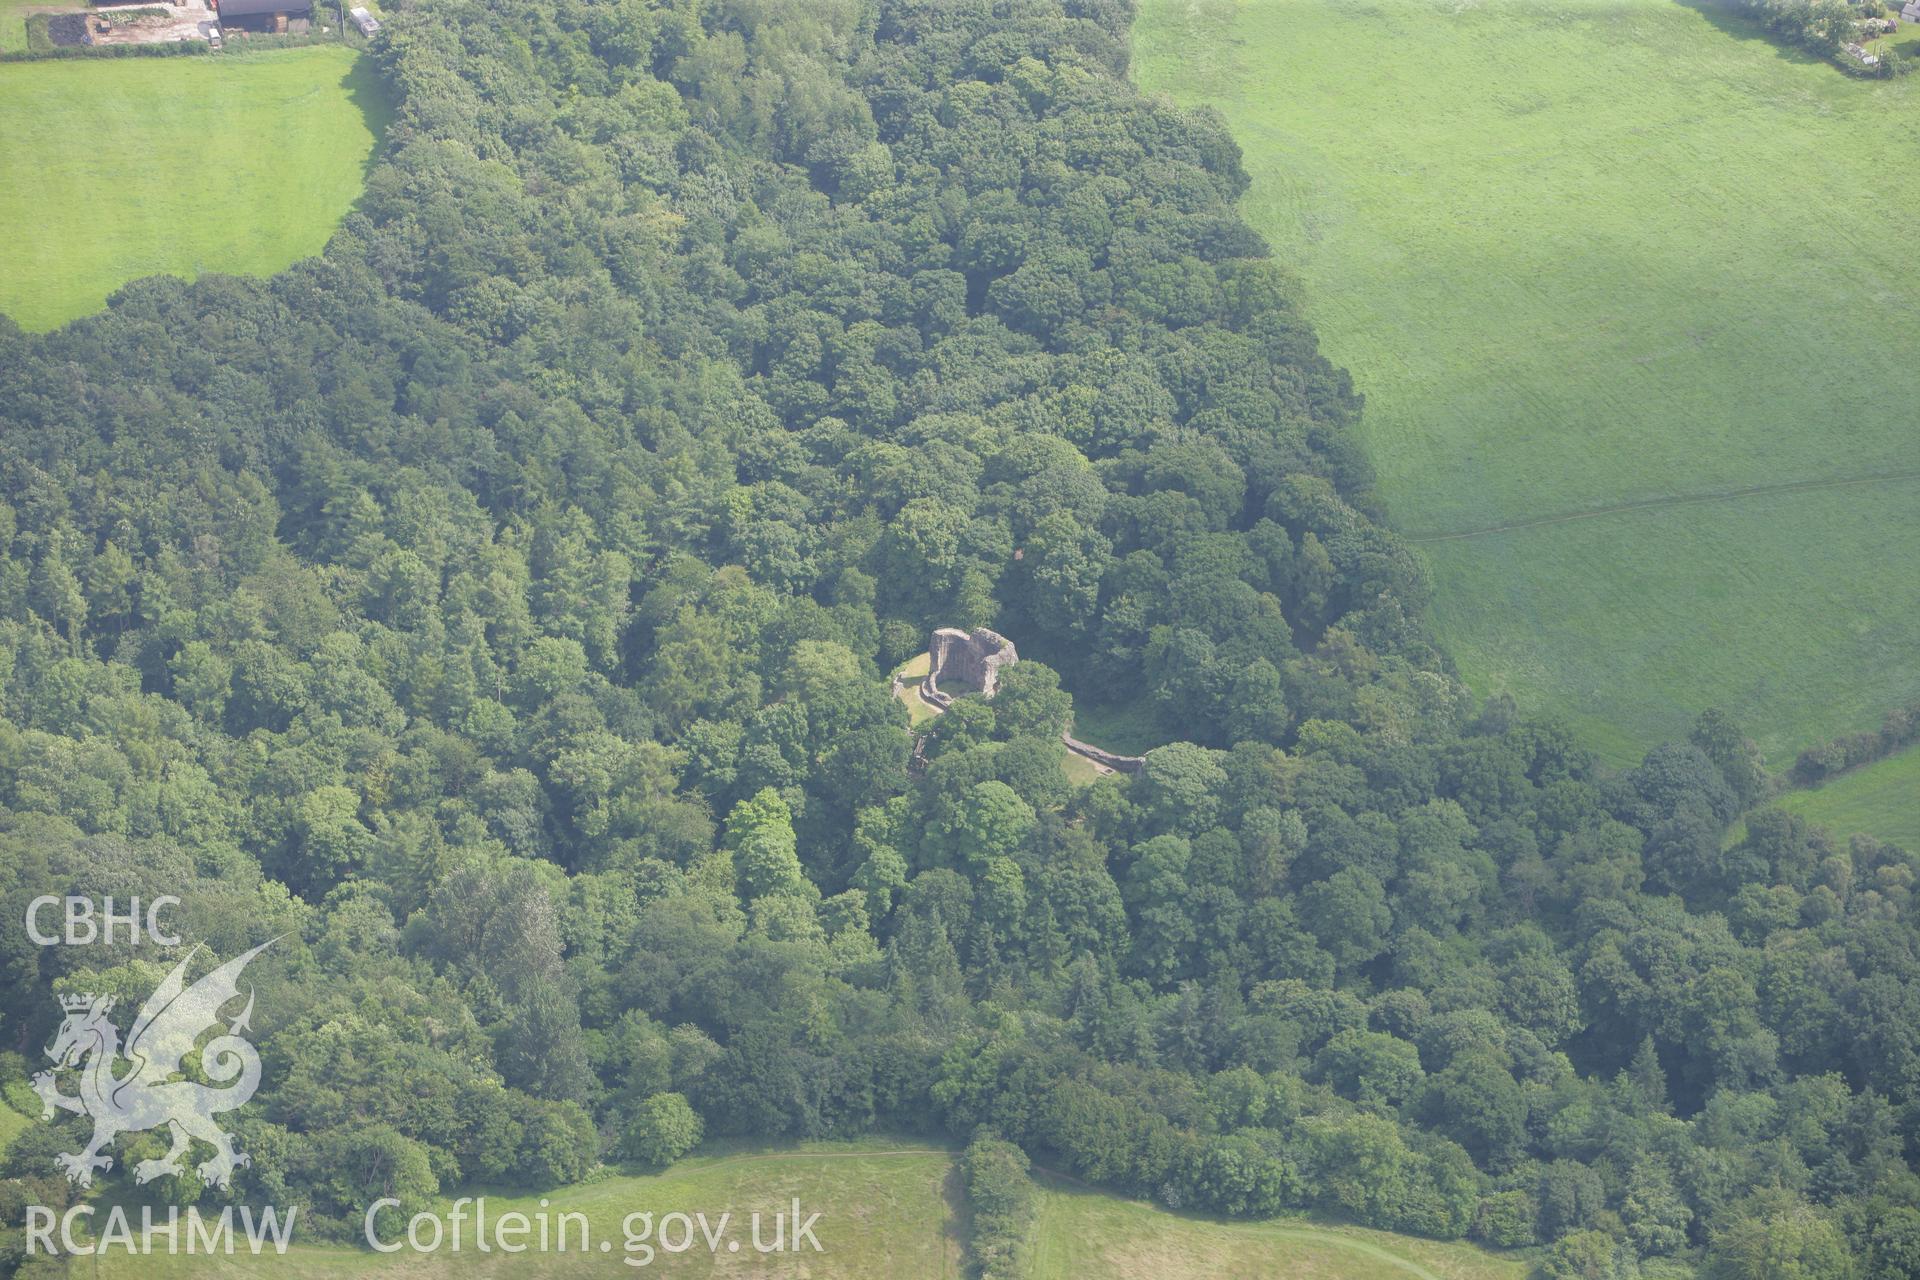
[0,46,387,333]
[1771,743,1920,851]
[1133,0,1920,769]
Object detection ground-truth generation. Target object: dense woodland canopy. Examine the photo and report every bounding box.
[0,1,1917,1277]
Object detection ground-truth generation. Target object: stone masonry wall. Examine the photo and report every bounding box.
[924,627,1018,702]
[913,626,1145,774]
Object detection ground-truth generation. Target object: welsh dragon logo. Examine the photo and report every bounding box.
[31,940,274,1190]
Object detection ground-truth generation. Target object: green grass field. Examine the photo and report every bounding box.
[1134,0,1920,767]
[1,0,35,54]
[95,1142,962,1278]
[891,652,942,726]
[0,47,386,332]
[1067,698,1172,757]
[1867,19,1920,57]
[894,654,1120,784]
[1770,744,1920,849]
[0,1088,30,1158]
[1030,1177,1533,1280]
[0,0,69,54]
[1061,747,1108,786]
[78,1144,1547,1280]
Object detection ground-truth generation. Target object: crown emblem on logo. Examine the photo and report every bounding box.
[37,939,275,1192]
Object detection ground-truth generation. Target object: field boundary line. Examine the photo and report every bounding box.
[700,1146,952,1164]
[1407,468,1920,543]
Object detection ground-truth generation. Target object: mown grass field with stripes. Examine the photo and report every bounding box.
[0,47,385,332]
[1135,0,1920,768]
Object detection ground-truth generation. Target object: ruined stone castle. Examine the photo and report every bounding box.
[921,626,1018,708]
[911,626,1146,775]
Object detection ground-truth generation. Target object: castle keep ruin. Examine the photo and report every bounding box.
[911,626,1145,774]
[921,627,1018,707]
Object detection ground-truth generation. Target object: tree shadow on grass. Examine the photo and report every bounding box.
[941,1160,970,1280]
[1669,0,1831,70]
[337,48,394,184]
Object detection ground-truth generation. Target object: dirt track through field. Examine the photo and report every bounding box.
[1406,468,1920,543]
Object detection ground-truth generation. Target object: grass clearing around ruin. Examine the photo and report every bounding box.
[890,652,942,726]
[0,46,387,332]
[1134,0,1920,768]
[1066,697,1172,758]
[896,652,1126,784]
[1029,1176,1532,1280]
[1061,745,1108,786]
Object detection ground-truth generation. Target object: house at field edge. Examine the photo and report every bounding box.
[217,0,311,32]
[1905,1,1920,24]
[348,5,378,34]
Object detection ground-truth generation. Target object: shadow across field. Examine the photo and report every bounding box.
[338,50,393,184]
[1673,0,1831,67]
